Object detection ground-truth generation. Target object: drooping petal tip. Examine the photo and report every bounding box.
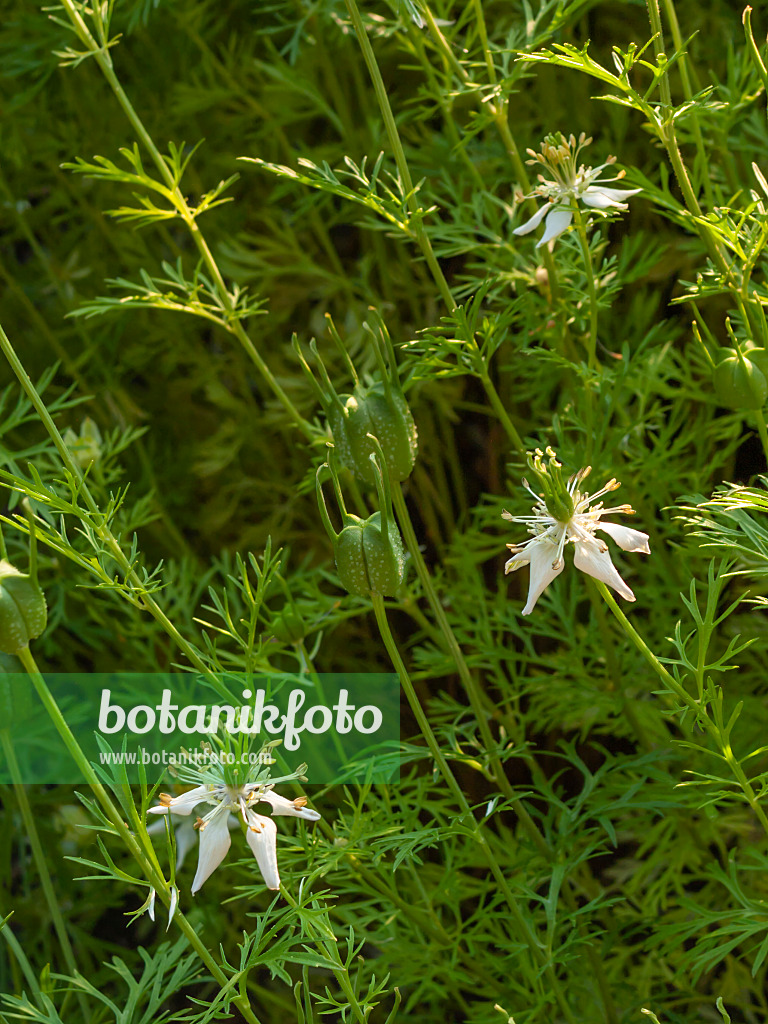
[536,207,573,247]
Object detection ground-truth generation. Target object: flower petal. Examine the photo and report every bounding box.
[595,521,650,554]
[581,186,641,210]
[191,806,231,894]
[260,789,321,821]
[536,207,573,247]
[573,537,635,601]
[512,202,550,236]
[588,185,643,201]
[245,812,280,890]
[148,785,212,817]
[518,533,566,615]
[166,885,179,932]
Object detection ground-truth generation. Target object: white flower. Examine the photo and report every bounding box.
[503,458,650,615]
[513,132,641,248]
[148,782,321,894]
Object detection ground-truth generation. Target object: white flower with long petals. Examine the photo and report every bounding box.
[513,132,641,248]
[148,777,320,894]
[503,449,650,615]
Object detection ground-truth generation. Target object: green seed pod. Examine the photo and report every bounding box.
[317,441,407,598]
[742,342,768,379]
[295,312,418,484]
[712,350,768,410]
[328,383,417,485]
[0,560,47,655]
[333,510,406,598]
[272,607,306,644]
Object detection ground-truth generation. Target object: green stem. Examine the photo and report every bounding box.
[572,204,599,371]
[392,482,548,854]
[0,730,90,1020]
[477,368,526,453]
[659,0,713,208]
[57,0,314,440]
[596,583,768,839]
[343,0,456,313]
[370,593,579,1024]
[755,408,768,465]
[0,321,222,685]
[15,644,264,1024]
[279,887,368,1024]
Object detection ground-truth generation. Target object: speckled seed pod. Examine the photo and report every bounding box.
[329,383,418,485]
[333,511,406,598]
[0,560,47,655]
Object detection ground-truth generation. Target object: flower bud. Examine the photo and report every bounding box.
[316,441,406,598]
[295,312,417,484]
[63,417,103,469]
[712,349,768,410]
[0,560,47,655]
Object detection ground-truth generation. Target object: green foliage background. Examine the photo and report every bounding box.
[2,0,768,1022]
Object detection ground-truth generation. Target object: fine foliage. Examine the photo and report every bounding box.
[2,1,768,1022]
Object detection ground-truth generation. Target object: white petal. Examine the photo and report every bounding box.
[536,207,573,247]
[505,548,530,573]
[512,202,550,236]
[260,790,321,821]
[148,888,156,922]
[588,185,642,201]
[191,807,232,894]
[573,537,635,601]
[149,785,211,817]
[245,812,280,890]
[520,534,566,615]
[174,817,201,870]
[595,521,650,554]
[166,885,179,931]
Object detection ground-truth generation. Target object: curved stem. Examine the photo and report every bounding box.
[754,408,768,465]
[595,583,768,839]
[370,593,579,1024]
[572,205,599,371]
[0,730,90,1020]
[57,0,314,440]
[343,0,455,314]
[15,644,264,1024]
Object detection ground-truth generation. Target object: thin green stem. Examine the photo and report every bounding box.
[15,644,264,1024]
[755,409,768,465]
[0,731,90,1019]
[572,205,599,371]
[343,0,455,313]
[659,0,713,208]
[392,482,548,852]
[370,593,579,1024]
[477,368,526,453]
[57,0,314,440]
[596,583,768,839]
[0,321,222,684]
[279,887,368,1024]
